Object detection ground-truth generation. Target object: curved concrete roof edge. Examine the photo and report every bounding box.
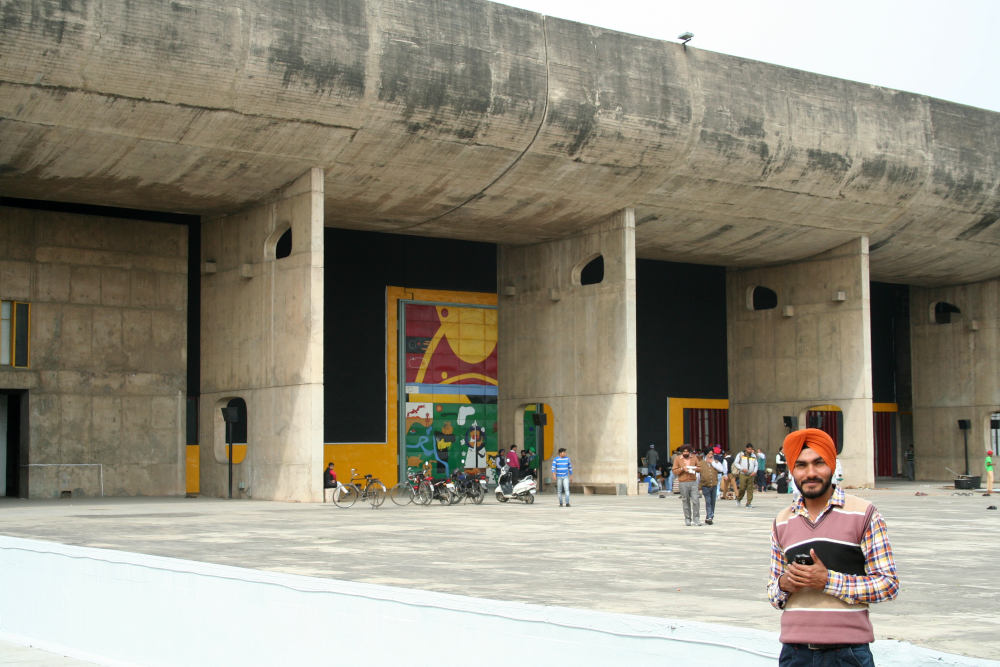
[0,0,997,285]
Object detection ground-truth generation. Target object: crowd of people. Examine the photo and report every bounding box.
[639,441,800,524]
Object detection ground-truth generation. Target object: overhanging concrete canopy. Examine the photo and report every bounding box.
[1,0,998,286]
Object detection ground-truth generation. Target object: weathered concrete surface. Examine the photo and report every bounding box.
[727,238,875,486]
[499,210,637,491]
[0,207,187,498]
[1,0,998,286]
[199,169,325,502]
[0,481,996,662]
[910,278,1000,480]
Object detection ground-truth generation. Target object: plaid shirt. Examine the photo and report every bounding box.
[767,486,899,609]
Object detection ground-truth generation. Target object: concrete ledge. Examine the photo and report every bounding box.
[0,536,783,666]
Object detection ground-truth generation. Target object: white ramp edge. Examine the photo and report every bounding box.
[0,536,990,667]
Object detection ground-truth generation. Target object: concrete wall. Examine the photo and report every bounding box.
[910,279,1000,480]
[498,209,636,493]
[0,207,187,497]
[199,169,325,501]
[727,238,875,486]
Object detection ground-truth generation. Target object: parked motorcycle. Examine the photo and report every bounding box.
[431,477,458,504]
[452,470,486,504]
[494,464,536,503]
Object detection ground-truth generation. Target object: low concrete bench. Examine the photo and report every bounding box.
[571,482,626,495]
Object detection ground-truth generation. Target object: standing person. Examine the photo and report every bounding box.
[985,450,994,496]
[734,443,759,508]
[506,445,521,483]
[723,448,737,498]
[775,449,787,475]
[756,447,768,492]
[665,447,678,494]
[551,447,573,507]
[323,462,339,502]
[672,445,701,526]
[645,442,659,477]
[698,448,723,525]
[904,445,915,481]
[768,428,899,666]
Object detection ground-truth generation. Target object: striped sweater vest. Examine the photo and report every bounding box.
[773,494,876,644]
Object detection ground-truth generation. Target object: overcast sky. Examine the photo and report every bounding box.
[495,0,999,113]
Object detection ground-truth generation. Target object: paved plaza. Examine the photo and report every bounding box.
[0,479,997,664]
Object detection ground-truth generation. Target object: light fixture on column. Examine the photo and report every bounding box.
[832,291,847,302]
[502,284,516,297]
[781,305,795,317]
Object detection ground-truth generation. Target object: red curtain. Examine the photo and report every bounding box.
[873,412,895,477]
[684,408,729,452]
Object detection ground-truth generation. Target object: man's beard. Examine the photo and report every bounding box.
[799,474,833,499]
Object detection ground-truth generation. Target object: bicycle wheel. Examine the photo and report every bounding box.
[389,482,414,506]
[470,483,485,505]
[332,484,359,508]
[366,480,387,508]
[449,486,462,505]
[415,480,433,505]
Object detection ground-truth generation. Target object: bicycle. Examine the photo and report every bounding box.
[389,467,432,506]
[332,468,386,508]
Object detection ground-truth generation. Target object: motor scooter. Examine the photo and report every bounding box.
[494,464,536,503]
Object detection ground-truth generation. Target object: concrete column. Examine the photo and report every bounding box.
[727,238,874,487]
[199,169,325,501]
[910,278,1000,481]
[498,209,637,494]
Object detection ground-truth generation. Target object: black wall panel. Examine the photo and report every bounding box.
[324,229,496,442]
[636,260,728,453]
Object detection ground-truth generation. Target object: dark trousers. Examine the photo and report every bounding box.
[779,644,874,667]
[700,485,717,520]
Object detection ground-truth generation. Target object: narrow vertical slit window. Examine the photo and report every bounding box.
[1,301,30,368]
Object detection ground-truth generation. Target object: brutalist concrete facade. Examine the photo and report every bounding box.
[0,207,187,497]
[1,0,998,496]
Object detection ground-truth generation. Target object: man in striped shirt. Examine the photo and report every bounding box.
[767,429,899,666]
[551,448,573,507]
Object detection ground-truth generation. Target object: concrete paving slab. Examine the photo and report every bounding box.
[0,480,996,662]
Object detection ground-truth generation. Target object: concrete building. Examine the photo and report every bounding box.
[1,0,998,500]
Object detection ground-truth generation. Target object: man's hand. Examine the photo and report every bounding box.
[784,549,829,591]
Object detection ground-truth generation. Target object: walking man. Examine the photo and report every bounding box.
[672,445,701,526]
[698,448,723,524]
[768,428,899,666]
[551,447,573,507]
[734,442,759,508]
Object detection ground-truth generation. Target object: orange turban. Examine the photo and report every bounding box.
[782,428,836,470]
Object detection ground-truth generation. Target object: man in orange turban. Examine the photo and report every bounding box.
[768,428,899,663]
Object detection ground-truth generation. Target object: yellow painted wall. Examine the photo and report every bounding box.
[185,445,199,494]
[667,397,729,454]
